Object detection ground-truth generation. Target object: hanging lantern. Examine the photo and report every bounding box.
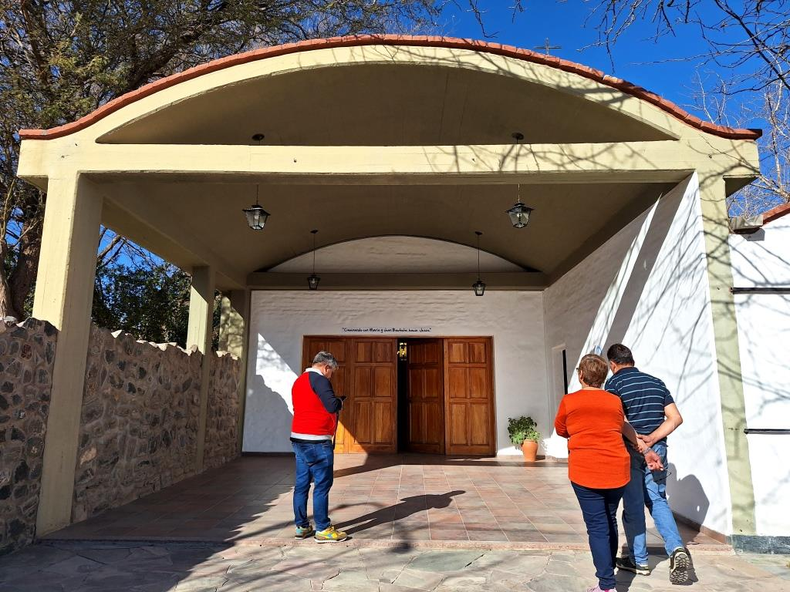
[506,202,533,229]
[507,131,534,229]
[307,229,320,290]
[243,202,270,230]
[472,231,486,297]
[244,134,270,230]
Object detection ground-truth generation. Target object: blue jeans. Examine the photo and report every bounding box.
[622,441,684,564]
[572,482,624,591]
[292,440,334,531]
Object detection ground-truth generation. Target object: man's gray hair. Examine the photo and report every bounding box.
[312,351,338,370]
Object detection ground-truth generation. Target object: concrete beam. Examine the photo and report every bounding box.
[18,139,759,186]
[187,266,215,472]
[247,272,547,290]
[101,196,246,290]
[33,174,102,535]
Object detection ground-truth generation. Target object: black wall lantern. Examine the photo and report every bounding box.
[472,231,486,296]
[307,229,320,290]
[244,133,270,230]
[506,132,534,229]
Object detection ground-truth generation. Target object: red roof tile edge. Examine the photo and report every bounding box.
[763,202,790,224]
[18,34,762,141]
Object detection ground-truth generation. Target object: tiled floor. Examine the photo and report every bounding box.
[48,455,723,549]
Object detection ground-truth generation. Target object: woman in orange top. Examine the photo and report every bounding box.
[554,354,649,592]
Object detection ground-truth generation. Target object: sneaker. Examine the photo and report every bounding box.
[669,547,691,584]
[294,524,315,539]
[314,525,348,543]
[616,556,651,575]
[586,586,615,592]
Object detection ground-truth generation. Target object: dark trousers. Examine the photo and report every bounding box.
[572,482,625,590]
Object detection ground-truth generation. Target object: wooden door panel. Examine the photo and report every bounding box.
[374,366,392,393]
[444,338,495,455]
[409,404,424,444]
[448,368,467,399]
[426,402,443,444]
[374,402,393,444]
[424,368,441,400]
[450,404,467,445]
[406,339,445,454]
[470,368,488,398]
[355,367,372,397]
[347,338,397,453]
[354,400,373,444]
[375,342,394,363]
[470,403,490,446]
[448,342,467,364]
[470,341,487,364]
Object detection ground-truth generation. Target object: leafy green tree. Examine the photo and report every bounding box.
[92,261,192,347]
[0,0,441,319]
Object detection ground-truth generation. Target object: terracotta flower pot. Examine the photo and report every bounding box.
[521,440,538,462]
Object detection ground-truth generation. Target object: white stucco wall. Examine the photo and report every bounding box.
[244,290,548,455]
[542,174,733,535]
[729,214,790,537]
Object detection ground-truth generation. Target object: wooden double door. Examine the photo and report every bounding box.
[302,336,494,455]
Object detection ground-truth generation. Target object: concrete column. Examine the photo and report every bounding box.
[698,172,756,536]
[187,266,215,472]
[219,290,251,451]
[33,174,103,535]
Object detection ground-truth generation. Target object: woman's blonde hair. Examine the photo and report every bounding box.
[578,353,608,388]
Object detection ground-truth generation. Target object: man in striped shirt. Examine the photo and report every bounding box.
[605,344,692,585]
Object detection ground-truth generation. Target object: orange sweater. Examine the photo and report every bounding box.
[554,388,630,490]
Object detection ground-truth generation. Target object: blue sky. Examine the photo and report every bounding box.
[441,1,732,123]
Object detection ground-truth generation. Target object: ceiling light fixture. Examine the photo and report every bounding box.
[243,133,270,230]
[307,229,320,290]
[506,132,534,229]
[472,231,486,297]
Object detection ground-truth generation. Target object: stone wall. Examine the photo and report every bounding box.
[204,352,241,470]
[0,319,57,555]
[0,319,241,553]
[73,327,202,521]
[72,326,241,523]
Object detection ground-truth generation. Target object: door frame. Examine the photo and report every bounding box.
[302,335,496,455]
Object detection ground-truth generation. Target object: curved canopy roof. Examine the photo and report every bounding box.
[17,36,761,290]
[20,35,760,143]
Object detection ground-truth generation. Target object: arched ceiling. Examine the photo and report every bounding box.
[269,236,526,273]
[96,63,673,146]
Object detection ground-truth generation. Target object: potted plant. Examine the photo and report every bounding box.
[508,416,541,462]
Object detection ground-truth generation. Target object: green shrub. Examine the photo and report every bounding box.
[507,416,541,446]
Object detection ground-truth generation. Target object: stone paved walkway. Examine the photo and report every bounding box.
[47,455,722,548]
[0,540,788,592]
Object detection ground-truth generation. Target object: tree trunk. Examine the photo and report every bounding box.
[0,240,21,320]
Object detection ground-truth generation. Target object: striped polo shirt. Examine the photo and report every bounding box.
[604,367,674,442]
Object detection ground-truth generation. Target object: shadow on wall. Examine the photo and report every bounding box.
[543,179,686,457]
[243,333,299,452]
[666,463,710,529]
[544,174,731,534]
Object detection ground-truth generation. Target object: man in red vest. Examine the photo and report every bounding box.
[290,351,347,542]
